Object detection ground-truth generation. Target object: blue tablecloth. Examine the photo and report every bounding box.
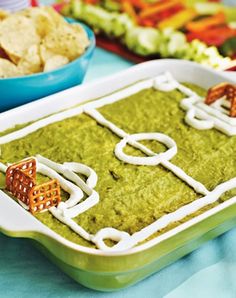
[1,47,236,298]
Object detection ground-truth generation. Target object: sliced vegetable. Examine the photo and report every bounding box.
[138,18,156,27]
[126,0,148,10]
[193,2,222,15]
[121,0,138,23]
[111,13,134,37]
[186,12,226,32]
[167,31,187,56]
[102,0,121,12]
[229,22,236,30]
[139,0,182,19]
[59,0,232,69]
[224,6,236,23]
[220,37,236,57]
[158,8,197,30]
[124,26,161,56]
[139,4,184,27]
[187,26,236,46]
[84,0,99,4]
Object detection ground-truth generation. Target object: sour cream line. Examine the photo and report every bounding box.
[85,108,209,196]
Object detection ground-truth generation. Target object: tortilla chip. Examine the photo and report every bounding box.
[41,6,67,26]
[0,15,40,64]
[43,22,89,61]
[16,7,54,38]
[0,7,89,76]
[0,58,22,78]
[39,45,56,64]
[44,55,69,72]
[18,45,42,75]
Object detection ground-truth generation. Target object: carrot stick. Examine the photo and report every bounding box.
[128,0,149,10]
[139,18,156,27]
[186,12,226,33]
[139,0,182,19]
[122,0,138,23]
[84,0,99,4]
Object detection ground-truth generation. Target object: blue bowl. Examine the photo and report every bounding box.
[0,19,95,112]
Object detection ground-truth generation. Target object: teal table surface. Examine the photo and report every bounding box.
[1,47,236,298]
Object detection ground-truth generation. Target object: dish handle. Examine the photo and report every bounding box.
[0,191,45,238]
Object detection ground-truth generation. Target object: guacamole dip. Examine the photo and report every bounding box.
[0,83,236,248]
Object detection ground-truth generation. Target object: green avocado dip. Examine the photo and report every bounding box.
[0,84,236,248]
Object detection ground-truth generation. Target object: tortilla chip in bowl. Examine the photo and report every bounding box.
[0,7,95,111]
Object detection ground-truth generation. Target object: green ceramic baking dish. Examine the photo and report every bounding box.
[0,59,236,291]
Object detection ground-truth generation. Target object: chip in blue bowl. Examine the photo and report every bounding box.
[0,19,95,112]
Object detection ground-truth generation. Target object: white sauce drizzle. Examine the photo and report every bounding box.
[36,155,99,218]
[156,72,236,135]
[185,109,214,130]
[211,98,229,115]
[85,109,209,196]
[0,79,153,146]
[0,162,7,172]
[0,72,236,252]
